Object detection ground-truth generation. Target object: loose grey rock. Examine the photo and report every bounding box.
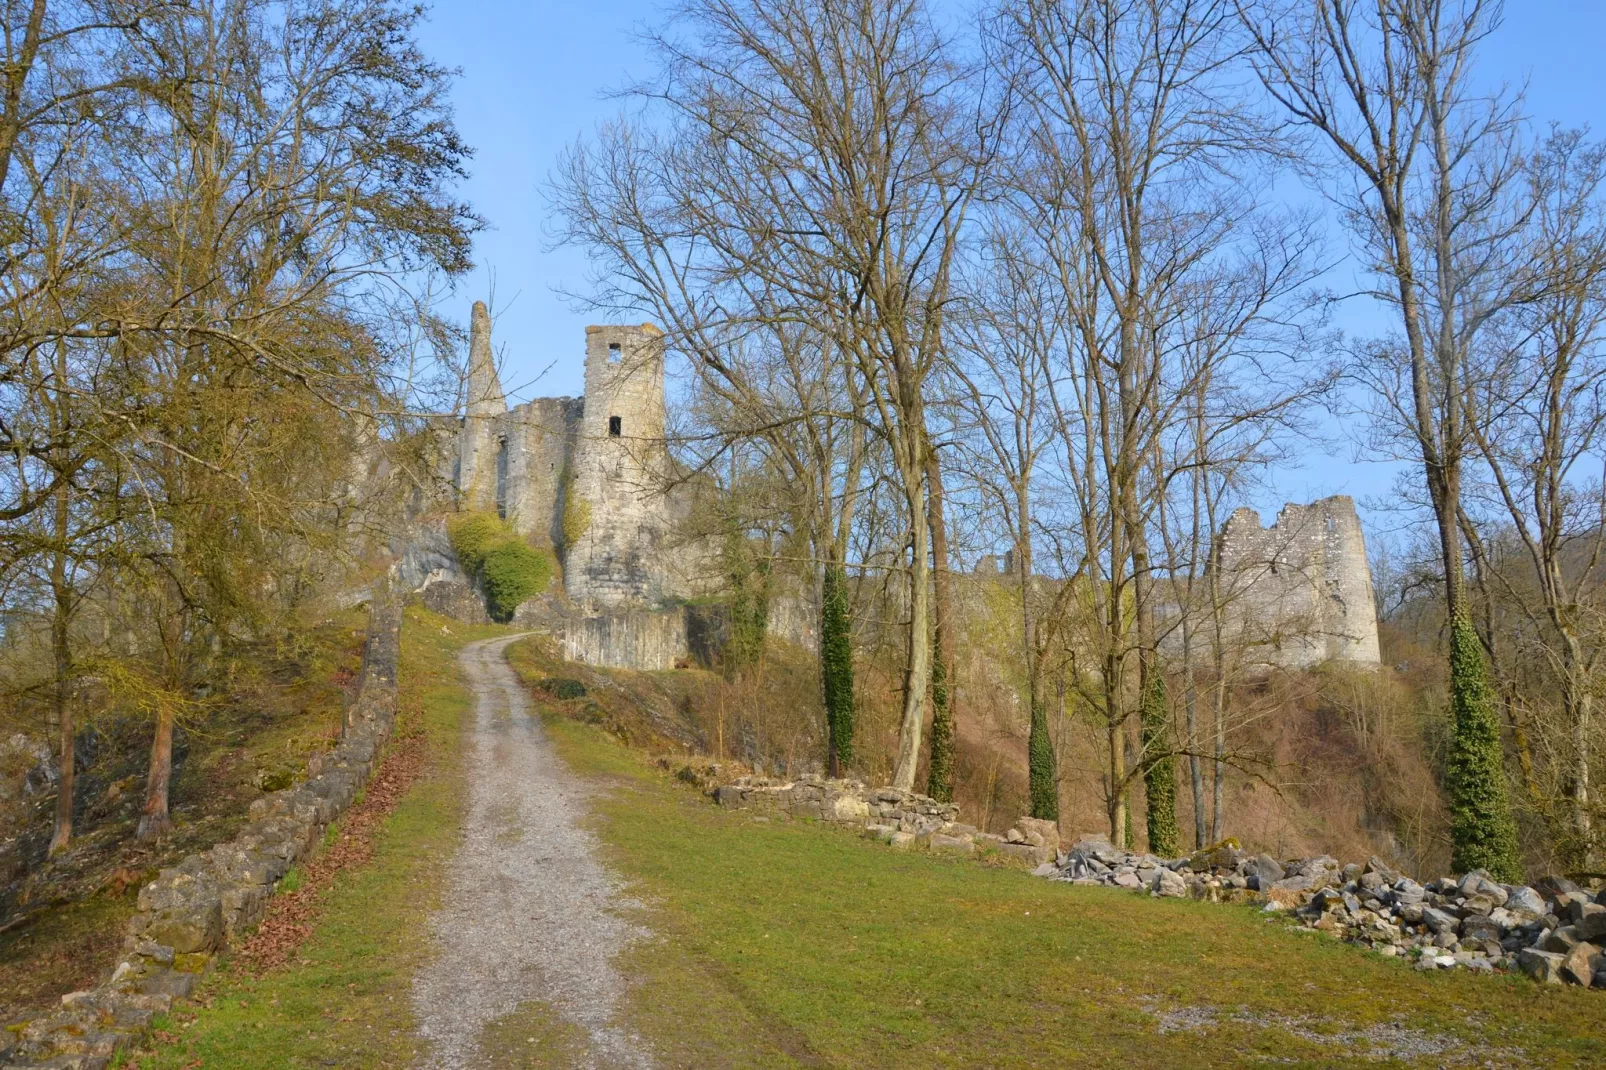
[1422,907,1459,936]
[1576,904,1606,942]
[1540,926,1581,954]
[1518,948,1567,984]
[1247,854,1285,887]
[1505,887,1545,918]
[1152,867,1188,898]
[1560,942,1603,988]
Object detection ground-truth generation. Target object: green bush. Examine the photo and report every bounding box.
[821,561,856,773]
[446,511,553,622]
[1140,668,1178,857]
[1445,613,1522,881]
[540,678,588,700]
[1028,694,1057,822]
[480,536,552,622]
[446,512,505,574]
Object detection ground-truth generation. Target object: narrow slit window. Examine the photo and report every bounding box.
[608,415,622,437]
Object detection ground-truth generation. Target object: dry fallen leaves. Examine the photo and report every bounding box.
[234,727,427,973]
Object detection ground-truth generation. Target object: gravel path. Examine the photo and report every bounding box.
[411,634,654,1068]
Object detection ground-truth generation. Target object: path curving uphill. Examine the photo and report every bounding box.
[411,634,654,1069]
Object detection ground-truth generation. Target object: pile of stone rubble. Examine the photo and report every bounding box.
[1050,836,1606,989]
[711,773,1606,992]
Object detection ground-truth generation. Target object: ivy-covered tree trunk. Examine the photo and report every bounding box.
[1446,613,1522,880]
[927,654,954,802]
[925,447,957,802]
[821,560,855,776]
[1141,666,1178,857]
[1028,695,1057,821]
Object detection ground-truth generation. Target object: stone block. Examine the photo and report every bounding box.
[1517,948,1566,984]
[994,842,1038,864]
[1560,942,1603,987]
[928,833,975,856]
[828,794,870,823]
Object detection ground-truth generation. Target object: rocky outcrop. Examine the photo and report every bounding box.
[0,597,404,1070]
[1049,837,1606,989]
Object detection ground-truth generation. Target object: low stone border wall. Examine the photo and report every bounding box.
[711,772,1606,992]
[1047,837,1606,989]
[711,775,1059,865]
[0,597,404,1070]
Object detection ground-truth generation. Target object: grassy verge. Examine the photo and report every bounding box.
[127,609,506,1069]
[523,654,1605,1068]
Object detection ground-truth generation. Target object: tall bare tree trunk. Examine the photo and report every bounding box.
[48,483,72,856]
[892,437,931,792]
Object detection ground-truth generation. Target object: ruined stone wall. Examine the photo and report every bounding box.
[504,395,583,549]
[443,309,716,615]
[564,324,677,607]
[0,598,404,1069]
[456,301,507,515]
[1213,495,1381,670]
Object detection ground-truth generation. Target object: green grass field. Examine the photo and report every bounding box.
[127,627,1605,1067]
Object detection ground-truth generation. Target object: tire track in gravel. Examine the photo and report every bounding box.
[411,634,654,1068]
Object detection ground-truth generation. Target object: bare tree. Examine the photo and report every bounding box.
[1463,129,1606,867]
[995,0,1320,846]
[552,0,994,790]
[1243,0,1534,878]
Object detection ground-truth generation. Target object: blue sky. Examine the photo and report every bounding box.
[419,1,1606,540]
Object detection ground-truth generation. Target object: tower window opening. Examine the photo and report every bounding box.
[608,342,622,362]
[608,415,622,437]
[494,436,509,519]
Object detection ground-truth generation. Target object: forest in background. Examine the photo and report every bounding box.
[550,0,1606,881]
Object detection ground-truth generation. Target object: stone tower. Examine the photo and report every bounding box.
[456,301,507,514]
[1214,495,1381,669]
[563,324,673,607]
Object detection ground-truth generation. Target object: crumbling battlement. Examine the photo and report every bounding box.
[1213,495,1381,669]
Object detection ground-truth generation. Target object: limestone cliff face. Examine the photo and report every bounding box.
[1211,495,1381,669]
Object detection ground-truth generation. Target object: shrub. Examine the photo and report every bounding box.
[540,678,588,700]
[821,561,856,773]
[480,536,553,622]
[446,511,554,622]
[446,512,504,574]
[1140,669,1178,857]
[1028,694,1057,822]
[561,477,591,550]
[1445,613,1522,880]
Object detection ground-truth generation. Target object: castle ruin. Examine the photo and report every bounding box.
[453,301,711,610]
[1208,495,1381,670]
[443,306,1379,673]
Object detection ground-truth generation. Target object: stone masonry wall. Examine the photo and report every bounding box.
[0,597,404,1070]
[1212,495,1381,670]
[564,323,676,608]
